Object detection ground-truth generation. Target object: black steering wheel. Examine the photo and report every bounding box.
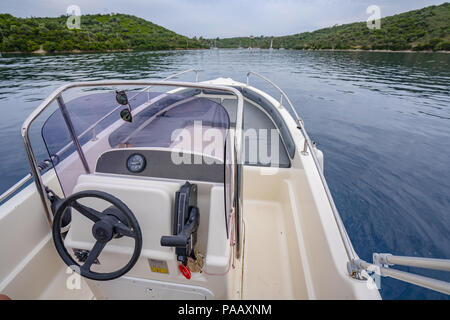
[52,190,142,281]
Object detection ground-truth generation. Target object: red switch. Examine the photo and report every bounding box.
[179,264,191,279]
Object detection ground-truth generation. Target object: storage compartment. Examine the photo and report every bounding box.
[241,167,309,299]
[91,276,214,300]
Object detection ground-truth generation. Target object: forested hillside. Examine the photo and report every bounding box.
[1,3,449,53]
[214,3,450,51]
[0,13,207,53]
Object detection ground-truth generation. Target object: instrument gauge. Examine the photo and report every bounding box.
[126,154,146,173]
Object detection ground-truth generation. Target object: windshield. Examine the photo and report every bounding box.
[41,88,233,235]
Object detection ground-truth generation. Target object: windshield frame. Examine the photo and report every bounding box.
[22,80,244,232]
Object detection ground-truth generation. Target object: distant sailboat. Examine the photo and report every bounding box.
[269,39,273,51]
[248,35,255,50]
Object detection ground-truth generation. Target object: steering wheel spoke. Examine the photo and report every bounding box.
[114,222,136,238]
[81,240,107,272]
[72,201,103,222]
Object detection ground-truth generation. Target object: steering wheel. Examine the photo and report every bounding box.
[52,190,142,281]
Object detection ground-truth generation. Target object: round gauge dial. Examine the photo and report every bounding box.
[126,154,146,173]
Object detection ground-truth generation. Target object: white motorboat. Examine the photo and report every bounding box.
[0,70,448,300]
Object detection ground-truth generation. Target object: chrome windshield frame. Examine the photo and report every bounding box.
[21,80,244,230]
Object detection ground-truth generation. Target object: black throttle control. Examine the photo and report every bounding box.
[161,181,200,265]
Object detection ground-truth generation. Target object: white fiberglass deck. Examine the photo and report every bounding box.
[240,165,380,300]
[242,200,307,299]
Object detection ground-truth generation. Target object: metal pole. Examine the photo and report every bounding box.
[299,123,359,262]
[0,173,32,203]
[246,71,301,120]
[381,267,450,295]
[355,259,450,295]
[22,127,53,227]
[56,95,90,174]
[388,255,450,271]
[375,253,450,272]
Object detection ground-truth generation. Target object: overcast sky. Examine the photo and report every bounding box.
[1,0,447,38]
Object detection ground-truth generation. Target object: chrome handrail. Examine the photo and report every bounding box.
[1,70,202,196]
[0,173,32,203]
[142,69,200,100]
[246,71,359,263]
[0,159,53,203]
[246,71,300,121]
[21,80,244,235]
[247,71,450,295]
[9,70,200,219]
[160,68,199,82]
[56,69,200,160]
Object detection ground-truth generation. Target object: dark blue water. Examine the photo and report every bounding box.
[0,50,449,299]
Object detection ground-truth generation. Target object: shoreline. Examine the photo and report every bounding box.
[218,48,450,53]
[0,47,207,56]
[307,48,450,53]
[1,47,449,56]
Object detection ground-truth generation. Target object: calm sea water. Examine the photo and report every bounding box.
[0,49,449,299]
